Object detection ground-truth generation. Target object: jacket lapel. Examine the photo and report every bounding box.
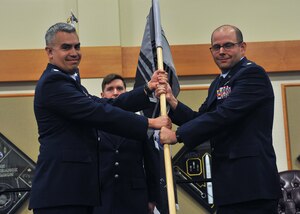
[206,57,248,109]
[207,76,221,107]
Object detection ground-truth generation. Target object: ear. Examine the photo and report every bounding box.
[101,92,104,98]
[240,42,247,53]
[45,47,53,59]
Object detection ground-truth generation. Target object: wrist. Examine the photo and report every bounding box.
[148,118,154,128]
[144,83,154,96]
[169,96,178,110]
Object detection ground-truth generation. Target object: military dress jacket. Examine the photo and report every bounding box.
[29,63,151,209]
[93,131,160,214]
[171,57,281,206]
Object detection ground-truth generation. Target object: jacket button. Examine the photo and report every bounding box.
[115,150,119,154]
[114,174,119,178]
[115,162,119,166]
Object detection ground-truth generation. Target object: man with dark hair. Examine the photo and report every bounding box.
[93,73,160,214]
[159,25,281,213]
[100,73,126,93]
[29,22,170,214]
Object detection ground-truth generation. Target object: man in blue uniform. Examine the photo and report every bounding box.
[29,22,170,214]
[159,25,281,214]
[93,73,160,214]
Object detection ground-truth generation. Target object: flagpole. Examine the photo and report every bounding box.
[153,0,177,213]
[158,48,177,214]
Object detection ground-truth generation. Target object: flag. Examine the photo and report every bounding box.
[134,3,180,213]
[66,12,80,81]
[134,6,180,120]
[67,11,78,28]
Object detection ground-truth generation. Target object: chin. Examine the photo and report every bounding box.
[218,65,229,70]
[69,66,79,71]
[63,68,77,74]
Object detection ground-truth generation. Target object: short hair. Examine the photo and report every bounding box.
[101,73,126,91]
[45,22,76,46]
[211,25,243,44]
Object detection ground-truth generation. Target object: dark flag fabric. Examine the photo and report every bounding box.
[134,6,180,214]
[134,7,180,119]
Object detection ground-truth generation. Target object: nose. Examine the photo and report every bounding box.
[219,46,225,54]
[113,89,120,96]
[69,47,79,56]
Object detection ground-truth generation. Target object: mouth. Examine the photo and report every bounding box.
[66,59,80,64]
[217,57,230,63]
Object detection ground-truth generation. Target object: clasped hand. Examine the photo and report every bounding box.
[148,70,178,144]
[148,69,168,91]
[160,126,177,145]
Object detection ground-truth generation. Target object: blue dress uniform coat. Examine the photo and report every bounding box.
[93,131,160,214]
[29,64,151,209]
[171,58,281,206]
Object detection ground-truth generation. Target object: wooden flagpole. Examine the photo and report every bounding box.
[153,0,176,212]
[157,46,177,213]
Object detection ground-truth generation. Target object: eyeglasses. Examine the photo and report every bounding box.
[210,42,242,52]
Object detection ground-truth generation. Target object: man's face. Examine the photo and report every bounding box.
[101,79,126,99]
[45,31,81,73]
[210,28,246,71]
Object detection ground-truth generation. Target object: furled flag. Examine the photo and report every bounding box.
[133,4,180,214]
[134,7,180,120]
[67,11,78,28]
[66,12,80,83]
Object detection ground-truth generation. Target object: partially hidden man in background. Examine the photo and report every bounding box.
[159,25,281,214]
[93,73,160,214]
[29,22,170,214]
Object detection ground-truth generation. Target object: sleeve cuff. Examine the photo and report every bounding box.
[176,130,183,143]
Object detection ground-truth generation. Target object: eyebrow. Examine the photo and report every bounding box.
[60,43,81,48]
[105,86,125,91]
